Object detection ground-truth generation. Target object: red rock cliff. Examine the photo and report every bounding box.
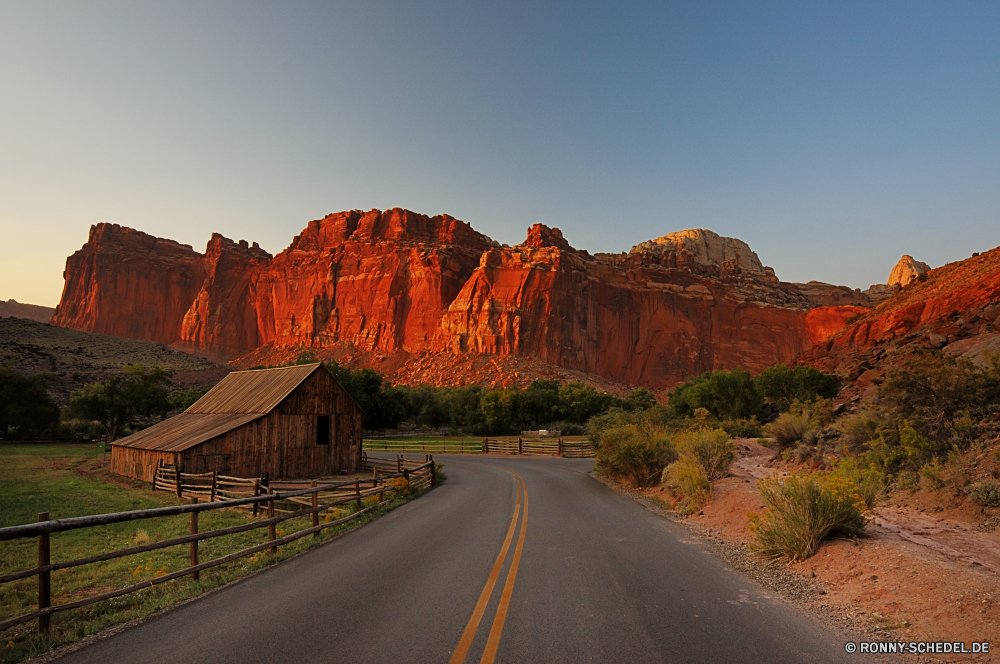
[54,210,875,388]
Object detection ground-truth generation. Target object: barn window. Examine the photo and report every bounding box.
[316,416,330,445]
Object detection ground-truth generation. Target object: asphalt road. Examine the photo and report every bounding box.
[54,456,852,664]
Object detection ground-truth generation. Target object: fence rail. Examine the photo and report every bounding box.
[482,438,595,458]
[0,460,436,635]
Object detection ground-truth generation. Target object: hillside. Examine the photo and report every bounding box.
[51,208,889,391]
[798,246,1000,404]
[0,318,229,403]
[0,299,55,323]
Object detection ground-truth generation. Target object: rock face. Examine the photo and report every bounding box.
[799,248,1000,403]
[54,209,882,388]
[888,255,931,287]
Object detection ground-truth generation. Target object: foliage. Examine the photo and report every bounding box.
[965,479,1000,507]
[66,366,172,442]
[668,368,761,420]
[668,364,839,421]
[673,428,734,480]
[720,417,762,438]
[0,367,60,438]
[766,412,810,449]
[590,408,676,488]
[662,458,710,514]
[753,364,840,411]
[749,474,867,561]
[166,389,207,412]
[828,458,886,510]
[837,352,1000,475]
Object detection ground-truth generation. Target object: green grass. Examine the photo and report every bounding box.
[0,444,426,663]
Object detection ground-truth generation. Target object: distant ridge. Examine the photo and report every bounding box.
[0,299,55,324]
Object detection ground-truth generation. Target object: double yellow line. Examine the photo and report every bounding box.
[449,468,529,664]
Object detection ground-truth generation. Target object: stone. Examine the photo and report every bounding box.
[53,209,880,389]
[928,334,948,349]
[888,255,931,287]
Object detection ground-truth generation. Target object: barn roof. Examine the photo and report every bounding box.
[113,363,325,452]
[186,363,321,414]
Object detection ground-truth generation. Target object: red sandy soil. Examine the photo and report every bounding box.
[645,440,1000,662]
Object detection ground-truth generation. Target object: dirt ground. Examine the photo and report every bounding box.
[641,439,1000,663]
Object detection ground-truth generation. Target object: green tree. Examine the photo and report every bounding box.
[0,367,59,438]
[753,363,839,411]
[668,368,761,420]
[67,365,172,442]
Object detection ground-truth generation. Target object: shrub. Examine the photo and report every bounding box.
[753,364,840,411]
[829,459,886,510]
[720,417,762,438]
[662,458,711,514]
[749,474,867,562]
[966,479,1000,507]
[668,368,762,420]
[674,428,735,480]
[590,409,677,488]
[766,412,810,449]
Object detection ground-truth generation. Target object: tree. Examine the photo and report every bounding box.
[67,365,172,442]
[668,368,762,420]
[752,363,839,411]
[0,367,59,438]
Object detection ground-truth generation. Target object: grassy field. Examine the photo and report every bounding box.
[0,444,428,663]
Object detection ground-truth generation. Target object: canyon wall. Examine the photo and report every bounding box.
[53,208,880,388]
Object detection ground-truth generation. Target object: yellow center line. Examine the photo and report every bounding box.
[448,469,523,664]
[479,470,528,664]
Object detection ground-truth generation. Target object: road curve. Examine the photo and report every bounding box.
[54,456,851,664]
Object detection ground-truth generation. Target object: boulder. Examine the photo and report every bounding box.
[888,255,931,287]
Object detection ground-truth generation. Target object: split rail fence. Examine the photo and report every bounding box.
[363,438,594,458]
[0,459,435,635]
[482,438,595,458]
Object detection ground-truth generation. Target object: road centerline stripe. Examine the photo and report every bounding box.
[479,470,529,664]
[448,469,522,664]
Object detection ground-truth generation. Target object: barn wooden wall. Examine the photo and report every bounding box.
[113,368,363,481]
[110,447,176,483]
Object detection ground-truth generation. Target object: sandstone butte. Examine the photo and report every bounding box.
[52,208,888,391]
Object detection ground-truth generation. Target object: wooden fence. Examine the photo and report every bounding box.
[362,439,484,454]
[0,460,435,635]
[482,438,595,458]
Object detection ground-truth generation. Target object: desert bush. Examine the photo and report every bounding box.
[766,412,810,449]
[590,409,677,488]
[749,474,867,561]
[966,479,1000,507]
[662,458,711,514]
[720,417,762,438]
[673,428,735,480]
[829,459,886,510]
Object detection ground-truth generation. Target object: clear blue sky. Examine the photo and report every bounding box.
[2,1,998,306]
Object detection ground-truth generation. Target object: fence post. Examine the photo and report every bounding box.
[267,488,276,553]
[37,512,50,633]
[429,455,436,487]
[482,438,488,454]
[190,497,199,580]
[518,437,523,455]
[252,481,260,517]
[175,466,182,498]
[354,481,362,512]
[311,481,319,537]
[558,438,563,457]
[210,471,217,502]
[396,455,402,473]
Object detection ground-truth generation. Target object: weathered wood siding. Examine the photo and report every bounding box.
[110,447,176,483]
[113,368,363,481]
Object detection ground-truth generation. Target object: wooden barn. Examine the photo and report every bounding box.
[111,363,363,483]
